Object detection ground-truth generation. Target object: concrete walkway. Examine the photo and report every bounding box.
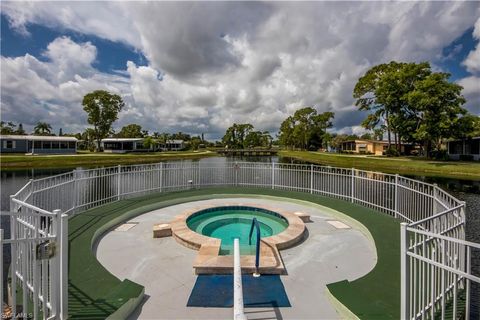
[95,197,377,320]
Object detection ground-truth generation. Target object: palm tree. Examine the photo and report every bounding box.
[159,133,171,151]
[142,136,156,151]
[34,122,52,135]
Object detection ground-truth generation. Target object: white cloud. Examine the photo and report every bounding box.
[457,76,480,115]
[458,17,480,115]
[1,2,141,47]
[462,17,480,74]
[1,2,479,138]
[43,36,97,83]
[1,37,130,133]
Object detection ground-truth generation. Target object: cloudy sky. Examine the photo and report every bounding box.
[1,1,479,139]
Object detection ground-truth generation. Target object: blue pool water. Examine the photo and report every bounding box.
[186,206,288,255]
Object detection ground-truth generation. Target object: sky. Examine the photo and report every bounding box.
[1,1,479,140]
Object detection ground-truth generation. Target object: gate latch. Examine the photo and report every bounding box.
[36,241,56,260]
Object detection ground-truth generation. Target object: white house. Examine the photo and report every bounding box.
[101,138,149,153]
[0,135,77,154]
[161,139,184,151]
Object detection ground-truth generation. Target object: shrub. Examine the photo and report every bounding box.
[385,147,400,157]
[431,150,449,161]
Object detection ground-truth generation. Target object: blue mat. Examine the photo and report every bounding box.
[187,275,291,308]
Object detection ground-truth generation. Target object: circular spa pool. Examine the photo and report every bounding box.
[186,206,289,255]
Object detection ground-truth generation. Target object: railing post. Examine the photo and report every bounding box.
[465,246,471,319]
[271,162,275,190]
[351,168,355,203]
[400,222,410,320]
[433,183,438,215]
[21,227,27,317]
[160,162,163,193]
[310,164,314,194]
[117,165,121,201]
[235,163,238,187]
[60,213,69,319]
[197,162,201,188]
[0,229,3,312]
[459,201,466,239]
[9,195,17,317]
[73,169,78,214]
[52,209,62,318]
[395,174,399,219]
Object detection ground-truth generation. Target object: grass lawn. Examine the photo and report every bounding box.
[68,187,400,319]
[280,150,480,180]
[0,150,217,169]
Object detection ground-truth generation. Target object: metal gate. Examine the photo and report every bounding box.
[1,198,68,320]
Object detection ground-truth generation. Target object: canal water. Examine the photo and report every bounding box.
[1,156,479,315]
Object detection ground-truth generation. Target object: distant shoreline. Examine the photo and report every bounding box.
[280,150,480,181]
[0,150,218,170]
[1,149,479,180]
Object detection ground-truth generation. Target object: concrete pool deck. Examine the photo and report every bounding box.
[96,197,377,319]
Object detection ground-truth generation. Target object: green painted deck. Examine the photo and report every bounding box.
[68,187,400,319]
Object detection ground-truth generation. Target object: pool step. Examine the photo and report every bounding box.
[294,211,312,223]
[153,222,172,238]
[193,239,286,275]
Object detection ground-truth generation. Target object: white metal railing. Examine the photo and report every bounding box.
[2,198,68,319]
[2,161,477,320]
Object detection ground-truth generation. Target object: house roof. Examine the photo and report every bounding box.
[0,135,77,141]
[100,138,184,143]
[341,139,411,145]
[101,138,144,142]
[448,136,480,142]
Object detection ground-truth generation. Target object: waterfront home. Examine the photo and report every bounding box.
[447,136,480,160]
[160,139,185,151]
[101,138,151,153]
[101,138,185,152]
[0,134,77,154]
[339,139,412,155]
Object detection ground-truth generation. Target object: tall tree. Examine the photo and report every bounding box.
[117,124,144,138]
[278,107,334,150]
[353,61,431,151]
[0,121,16,135]
[243,131,272,148]
[222,123,254,149]
[278,116,295,149]
[34,122,53,135]
[460,115,480,137]
[261,131,273,148]
[82,90,124,151]
[406,72,467,156]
